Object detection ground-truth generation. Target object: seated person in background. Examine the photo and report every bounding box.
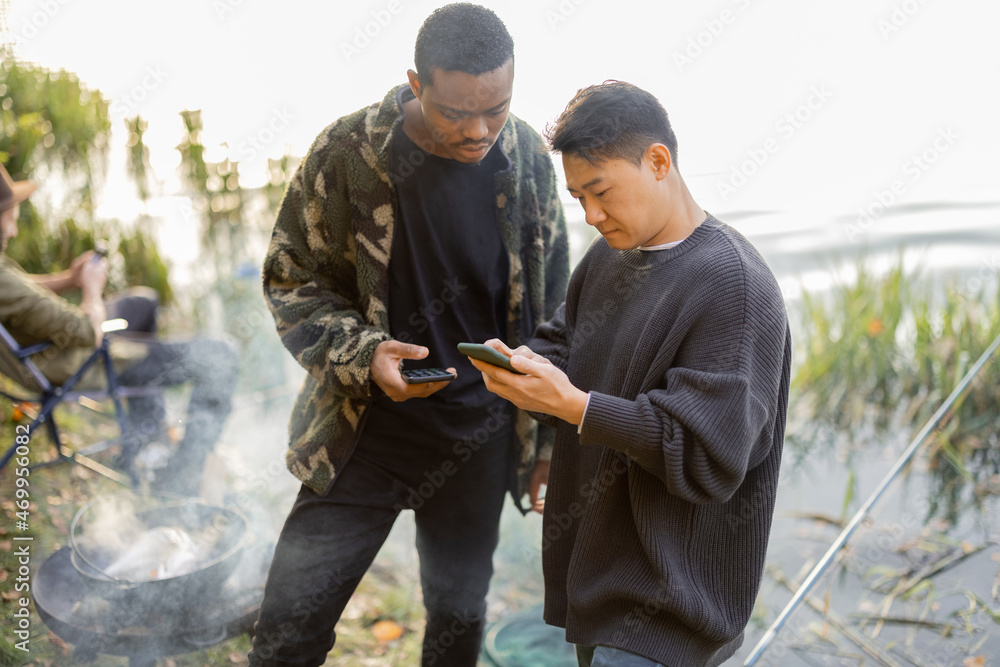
[0,163,238,496]
[468,82,792,667]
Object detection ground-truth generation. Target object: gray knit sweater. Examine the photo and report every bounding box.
[530,214,791,666]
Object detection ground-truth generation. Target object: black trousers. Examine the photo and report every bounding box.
[248,403,513,667]
[106,289,239,495]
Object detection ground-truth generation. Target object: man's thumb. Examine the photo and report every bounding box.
[394,342,428,359]
[510,354,531,372]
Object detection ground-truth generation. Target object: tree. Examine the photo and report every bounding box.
[0,49,171,302]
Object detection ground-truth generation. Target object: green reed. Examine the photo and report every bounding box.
[788,258,1000,521]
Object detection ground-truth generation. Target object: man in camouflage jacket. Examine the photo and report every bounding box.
[262,84,568,506]
[252,5,568,665]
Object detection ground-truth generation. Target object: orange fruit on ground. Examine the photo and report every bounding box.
[371,620,403,642]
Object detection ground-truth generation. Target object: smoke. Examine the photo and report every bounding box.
[70,494,149,564]
[70,493,247,581]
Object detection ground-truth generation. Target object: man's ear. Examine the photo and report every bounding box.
[407,69,422,100]
[647,143,673,180]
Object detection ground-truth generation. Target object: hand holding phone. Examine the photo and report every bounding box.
[461,340,589,427]
[371,340,456,401]
[457,342,525,375]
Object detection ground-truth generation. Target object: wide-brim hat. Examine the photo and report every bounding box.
[0,163,38,211]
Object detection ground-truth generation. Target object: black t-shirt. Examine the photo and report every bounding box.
[358,120,513,453]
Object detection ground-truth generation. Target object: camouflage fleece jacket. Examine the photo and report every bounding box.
[262,85,570,508]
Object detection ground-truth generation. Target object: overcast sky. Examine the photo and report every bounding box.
[6,0,999,253]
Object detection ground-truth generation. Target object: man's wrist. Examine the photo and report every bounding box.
[80,295,106,346]
[81,288,103,304]
[559,387,589,427]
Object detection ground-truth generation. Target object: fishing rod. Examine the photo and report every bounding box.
[744,330,1000,666]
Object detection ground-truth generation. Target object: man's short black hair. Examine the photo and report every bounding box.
[414,3,514,86]
[546,81,679,167]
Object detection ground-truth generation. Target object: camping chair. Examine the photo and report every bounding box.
[0,319,159,486]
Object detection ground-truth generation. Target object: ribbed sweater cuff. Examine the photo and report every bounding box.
[543,589,568,629]
[579,391,658,458]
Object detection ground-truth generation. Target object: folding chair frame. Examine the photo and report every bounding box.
[0,323,157,486]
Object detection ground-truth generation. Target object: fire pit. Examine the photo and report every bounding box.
[68,493,250,613]
[33,493,269,666]
[35,545,269,666]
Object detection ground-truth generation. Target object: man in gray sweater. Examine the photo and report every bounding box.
[469,82,791,666]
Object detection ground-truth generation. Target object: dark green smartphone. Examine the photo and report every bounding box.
[457,342,525,375]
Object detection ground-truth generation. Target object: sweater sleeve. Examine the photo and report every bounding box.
[578,263,790,505]
[262,125,390,399]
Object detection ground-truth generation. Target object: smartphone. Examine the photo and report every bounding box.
[402,368,456,384]
[456,342,525,375]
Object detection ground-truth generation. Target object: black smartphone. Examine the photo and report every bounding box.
[456,342,525,375]
[402,368,456,384]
